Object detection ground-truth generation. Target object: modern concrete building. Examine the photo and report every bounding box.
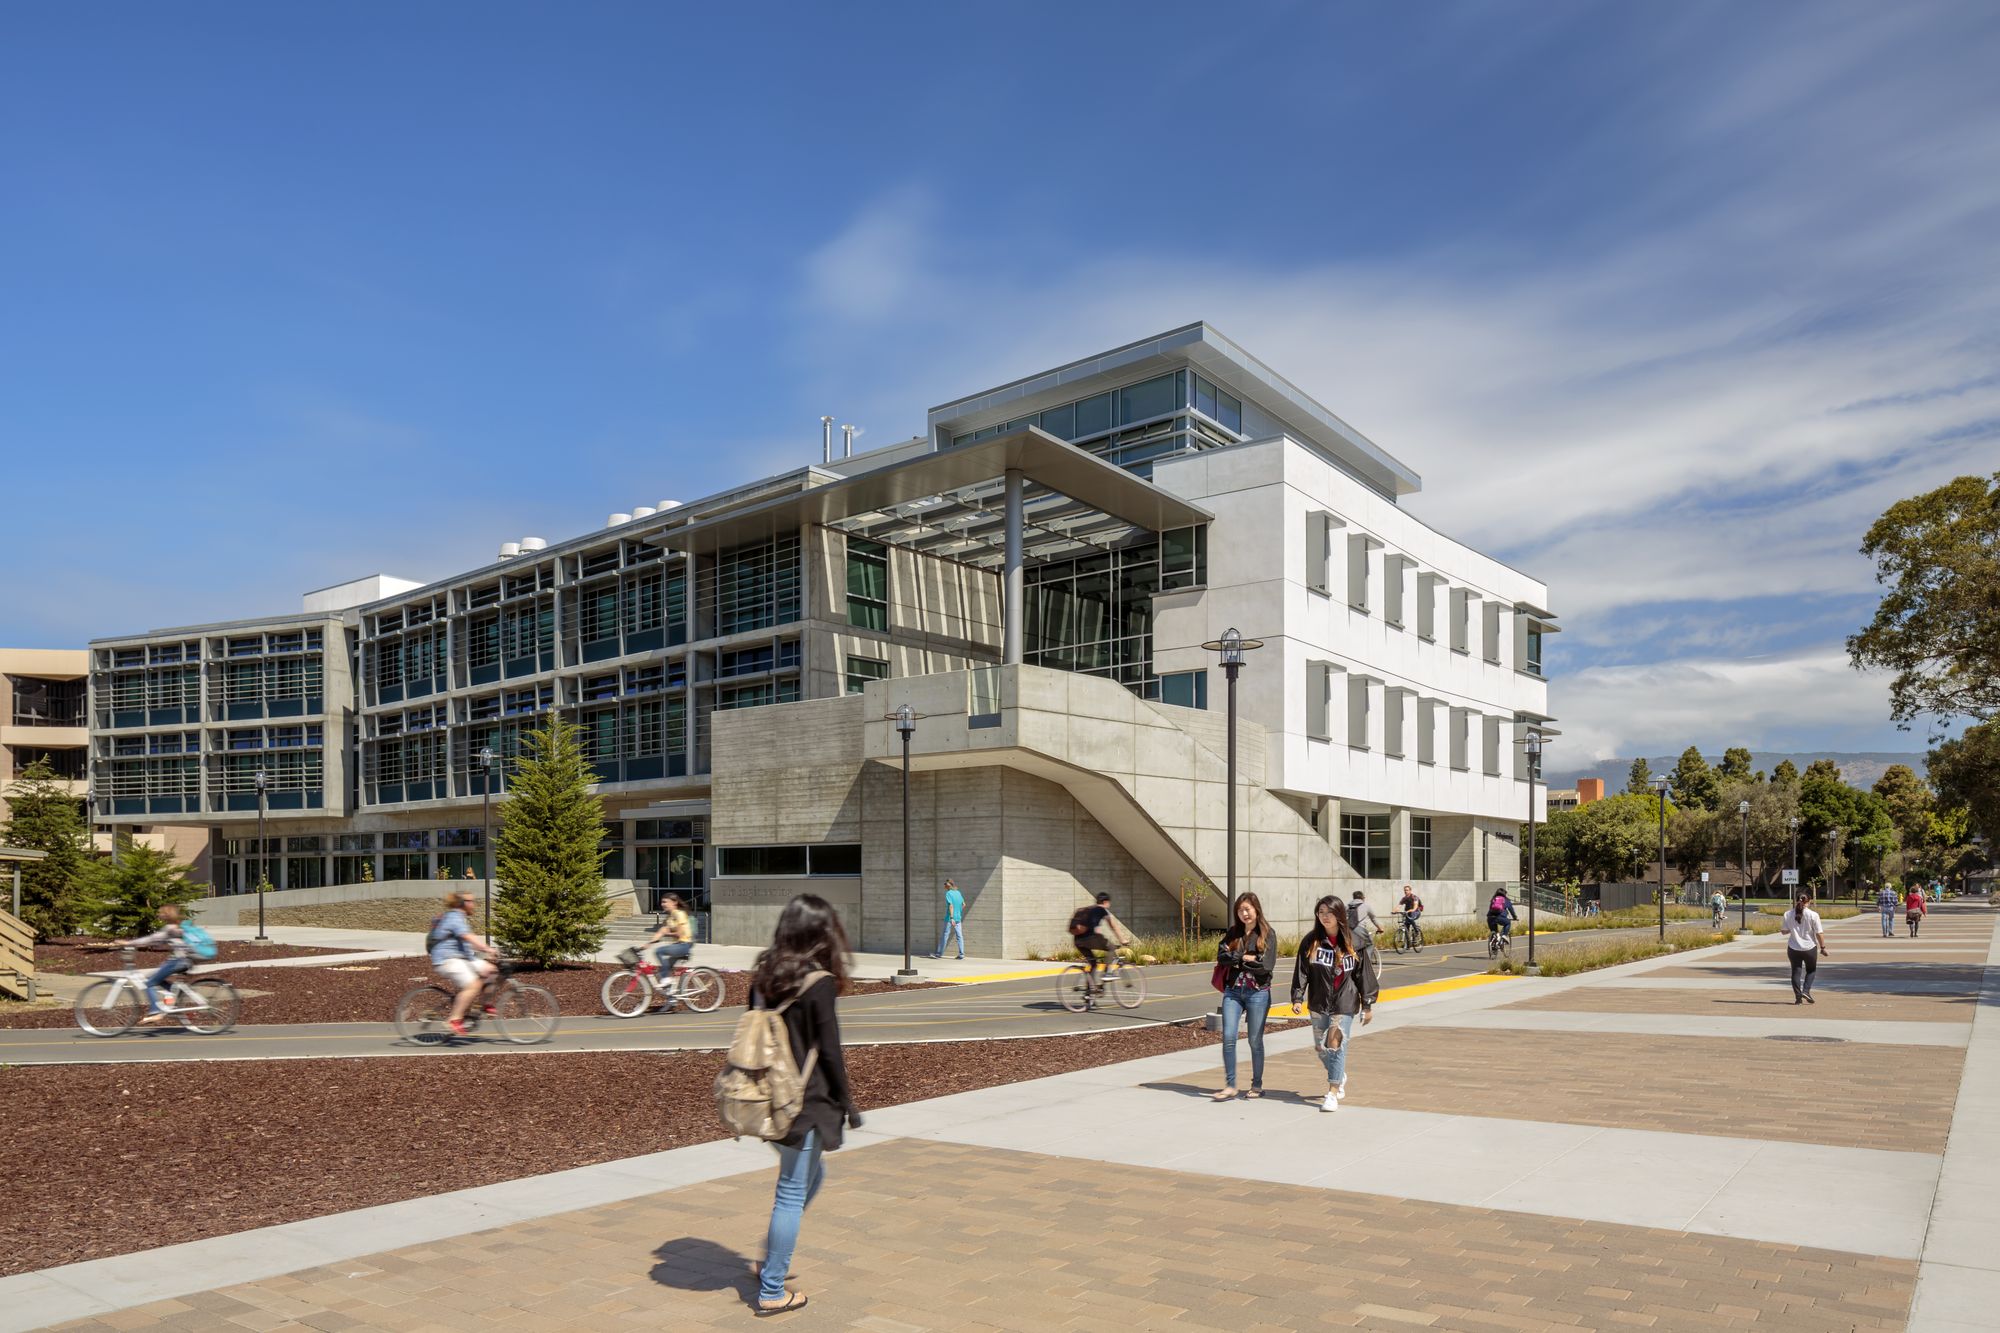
[88,324,1557,953]
[2,649,89,821]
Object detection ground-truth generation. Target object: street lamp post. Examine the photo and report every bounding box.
[1826,828,1842,900]
[1738,799,1751,933]
[254,768,269,942]
[1519,730,1550,970]
[479,746,495,932]
[888,704,922,982]
[1789,816,1800,886]
[1651,774,1671,940]
[1199,629,1264,926]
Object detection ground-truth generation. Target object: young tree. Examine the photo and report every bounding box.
[492,715,609,964]
[79,836,205,937]
[1717,747,1756,785]
[1771,758,1801,788]
[1,757,94,938]
[1625,757,1655,796]
[1848,471,2000,727]
[1670,747,1720,811]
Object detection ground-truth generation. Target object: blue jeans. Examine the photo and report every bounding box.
[144,958,190,1013]
[1311,1011,1356,1087]
[759,1130,824,1302]
[1880,910,1895,938]
[1219,984,1271,1090]
[936,918,965,957]
[652,941,691,974]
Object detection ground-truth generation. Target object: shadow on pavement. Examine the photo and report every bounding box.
[649,1235,757,1299]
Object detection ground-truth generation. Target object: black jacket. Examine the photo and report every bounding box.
[772,974,857,1150]
[1217,923,1277,990]
[1289,929,1381,1016]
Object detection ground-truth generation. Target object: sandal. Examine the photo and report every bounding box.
[1246,1088,1264,1100]
[1211,1087,1240,1101]
[755,1293,808,1318]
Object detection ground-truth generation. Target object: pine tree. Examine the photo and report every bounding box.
[1670,746,1720,811]
[1772,759,1801,787]
[80,836,204,937]
[1625,757,1654,795]
[2,758,94,938]
[492,716,609,964]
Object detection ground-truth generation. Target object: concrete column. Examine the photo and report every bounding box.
[1002,470,1024,665]
[1389,808,1412,880]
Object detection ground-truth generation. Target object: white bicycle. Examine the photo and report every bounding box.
[75,947,241,1036]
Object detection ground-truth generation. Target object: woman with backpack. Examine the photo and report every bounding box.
[1290,895,1380,1112]
[749,894,860,1317]
[1212,892,1278,1101]
[1904,884,1928,938]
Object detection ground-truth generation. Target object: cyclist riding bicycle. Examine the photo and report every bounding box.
[1486,888,1519,940]
[118,903,192,1025]
[1711,887,1728,926]
[1397,886,1424,927]
[645,893,694,977]
[1068,892,1132,991]
[428,890,500,1037]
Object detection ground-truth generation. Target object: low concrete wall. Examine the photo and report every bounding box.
[190,879,641,932]
[711,877,862,951]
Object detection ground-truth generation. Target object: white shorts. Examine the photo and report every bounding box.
[435,958,483,988]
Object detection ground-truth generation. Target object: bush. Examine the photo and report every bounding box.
[1517,930,1736,978]
[79,838,205,937]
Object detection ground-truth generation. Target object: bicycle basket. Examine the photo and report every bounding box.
[616,946,642,967]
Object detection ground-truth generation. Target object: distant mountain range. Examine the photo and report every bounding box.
[1546,752,1926,794]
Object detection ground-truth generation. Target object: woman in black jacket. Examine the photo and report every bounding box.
[751,894,860,1317]
[1290,894,1380,1113]
[1213,892,1278,1101]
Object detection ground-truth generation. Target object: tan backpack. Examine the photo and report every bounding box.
[714,971,828,1141]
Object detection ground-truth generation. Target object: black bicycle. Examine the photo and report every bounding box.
[1393,912,1425,955]
[395,959,559,1044]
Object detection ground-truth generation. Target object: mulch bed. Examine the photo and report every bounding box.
[33,939,347,974]
[2,1022,1220,1275]
[0,964,943,1029]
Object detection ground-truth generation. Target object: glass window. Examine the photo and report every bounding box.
[1117,374,1179,426]
[1160,526,1207,590]
[1526,628,1544,675]
[718,534,803,635]
[1410,816,1433,880]
[1216,388,1242,434]
[809,843,862,876]
[465,616,500,669]
[1073,392,1112,437]
[717,845,809,877]
[845,655,888,694]
[1038,403,1075,439]
[847,537,889,632]
[1158,670,1207,710]
[1339,813,1392,879]
[579,584,619,643]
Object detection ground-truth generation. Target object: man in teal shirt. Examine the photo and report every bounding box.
[930,879,967,960]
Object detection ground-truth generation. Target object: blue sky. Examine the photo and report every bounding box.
[4,3,1997,760]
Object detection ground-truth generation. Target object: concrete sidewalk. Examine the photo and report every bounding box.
[13,904,1993,1331]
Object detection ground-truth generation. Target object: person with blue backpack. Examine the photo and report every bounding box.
[118,904,215,1023]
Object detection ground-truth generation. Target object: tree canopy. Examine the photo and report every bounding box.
[1771,759,1800,787]
[492,715,610,964]
[1931,721,2000,849]
[81,836,205,937]
[1717,747,1757,785]
[2,757,93,938]
[1625,757,1655,795]
[1671,746,1720,811]
[1848,471,2000,727]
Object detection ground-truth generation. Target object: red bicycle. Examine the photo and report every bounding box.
[600,948,724,1017]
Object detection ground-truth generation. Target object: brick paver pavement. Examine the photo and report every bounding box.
[46,1137,1916,1333]
[1499,986,1976,1023]
[1215,1028,1962,1152]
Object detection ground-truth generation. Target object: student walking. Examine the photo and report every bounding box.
[1782,892,1830,1004]
[1212,893,1278,1101]
[929,879,967,960]
[1877,883,1898,938]
[1291,896,1380,1112]
[1904,885,1927,938]
[1347,889,1384,954]
[750,895,860,1317]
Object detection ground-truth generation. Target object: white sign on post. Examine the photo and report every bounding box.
[1782,868,1800,887]
[1700,871,1710,883]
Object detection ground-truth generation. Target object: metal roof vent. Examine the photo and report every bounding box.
[607,513,633,527]
[520,537,548,552]
[497,542,522,561]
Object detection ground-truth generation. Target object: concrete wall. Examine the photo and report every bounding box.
[188,877,641,928]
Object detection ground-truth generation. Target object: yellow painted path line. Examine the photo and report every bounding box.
[939,965,1072,985]
[1267,972,1511,1020]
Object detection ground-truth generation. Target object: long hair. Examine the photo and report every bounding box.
[1224,891,1272,952]
[1791,892,1813,924]
[751,893,852,1003]
[1302,894,1354,958]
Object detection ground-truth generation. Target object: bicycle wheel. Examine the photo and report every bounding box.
[1107,966,1146,1009]
[75,980,140,1037]
[395,983,457,1043]
[679,967,724,1013]
[178,979,240,1034]
[1487,933,1501,959]
[1413,926,1425,954]
[1497,934,1512,960]
[601,970,654,1018]
[1056,965,1091,1013]
[494,982,560,1044]
[1393,926,1411,956]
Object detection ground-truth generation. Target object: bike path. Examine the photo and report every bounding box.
[0,945,1499,1065]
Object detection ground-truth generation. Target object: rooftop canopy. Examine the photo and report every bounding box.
[651,426,1213,570]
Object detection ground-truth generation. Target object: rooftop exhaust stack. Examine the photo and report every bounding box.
[821,415,835,464]
[607,513,633,527]
[841,423,856,458]
[657,499,681,511]
[632,506,657,519]
[520,537,548,552]
[497,542,521,561]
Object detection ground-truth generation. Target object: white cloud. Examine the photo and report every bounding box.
[1553,651,1900,762]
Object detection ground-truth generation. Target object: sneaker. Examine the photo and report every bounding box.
[1804,993,1815,1004]
[1336,1081,1348,1101]
[448,1018,469,1037]
[1320,1091,1339,1113]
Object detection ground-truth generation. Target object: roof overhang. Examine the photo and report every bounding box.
[653,427,1213,568]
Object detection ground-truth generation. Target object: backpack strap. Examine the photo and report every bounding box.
[771,970,831,1015]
